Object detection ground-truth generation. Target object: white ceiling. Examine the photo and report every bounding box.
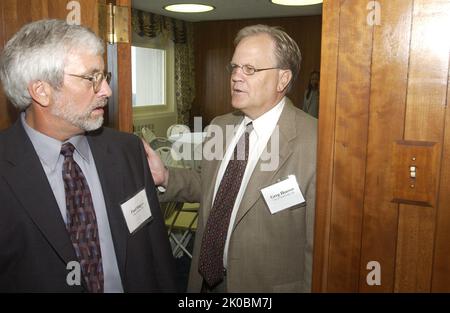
[132,0,322,22]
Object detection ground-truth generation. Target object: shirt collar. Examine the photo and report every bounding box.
[67,135,90,163]
[244,97,285,139]
[21,112,91,171]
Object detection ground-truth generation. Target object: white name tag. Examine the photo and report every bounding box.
[260,175,305,214]
[120,188,152,234]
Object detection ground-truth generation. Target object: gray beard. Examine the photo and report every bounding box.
[51,97,106,131]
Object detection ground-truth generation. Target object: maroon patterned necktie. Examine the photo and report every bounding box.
[198,122,253,288]
[61,142,104,293]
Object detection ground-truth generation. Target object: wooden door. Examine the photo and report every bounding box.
[0,0,132,132]
[313,0,450,292]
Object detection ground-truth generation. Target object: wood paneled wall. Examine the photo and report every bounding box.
[192,15,322,126]
[313,0,450,292]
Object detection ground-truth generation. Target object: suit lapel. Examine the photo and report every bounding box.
[233,101,297,229]
[2,121,77,265]
[201,158,220,227]
[87,132,128,279]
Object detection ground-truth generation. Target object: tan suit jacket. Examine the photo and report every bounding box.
[160,99,317,292]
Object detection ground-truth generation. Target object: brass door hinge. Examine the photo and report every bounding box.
[99,3,129,44]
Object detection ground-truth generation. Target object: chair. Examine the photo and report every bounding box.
[141,126,156,144]
[167,124,190,138]
[163,202,199,258]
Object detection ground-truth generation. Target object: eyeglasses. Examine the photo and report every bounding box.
[226,63,279,76]
[66,71,112,93]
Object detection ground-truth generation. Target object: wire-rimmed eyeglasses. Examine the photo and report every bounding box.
[66,71,112,93]
[226,63,280,76]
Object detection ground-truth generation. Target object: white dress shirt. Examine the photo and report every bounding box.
[211,98,286,268]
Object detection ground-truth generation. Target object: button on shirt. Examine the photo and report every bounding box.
[21,113,123,292]
[212,98,286,268]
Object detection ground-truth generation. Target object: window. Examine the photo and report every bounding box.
[132,46,165,106]
[131,34,175,119]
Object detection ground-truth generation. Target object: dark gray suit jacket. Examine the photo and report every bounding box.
[0,119,177,292]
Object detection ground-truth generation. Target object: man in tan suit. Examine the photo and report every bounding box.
[145,25,317,292]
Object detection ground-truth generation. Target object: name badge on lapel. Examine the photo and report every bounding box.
[260,175,305,214]
[120,188,153,234]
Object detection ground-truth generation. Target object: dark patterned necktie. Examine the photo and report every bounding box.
[61,142,104,293]
[198,122,253,288]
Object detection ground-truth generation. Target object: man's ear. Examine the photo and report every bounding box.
[27,81,53,107]
[277,69,292,92]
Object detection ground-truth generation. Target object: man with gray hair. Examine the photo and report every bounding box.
[0,19,176,292]
[145,24,317,292]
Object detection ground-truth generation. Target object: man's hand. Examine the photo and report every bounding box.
[142,139,169,188]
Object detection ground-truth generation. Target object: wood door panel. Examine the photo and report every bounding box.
[312,0,340,292]
[30,0,50,20]
[403,1,449,143]
[327,0,373,292]
[358,0,413,292]
[395,206,435,291]
[432,65,450,291]
[394,0,450,292]
[314,0,450,292]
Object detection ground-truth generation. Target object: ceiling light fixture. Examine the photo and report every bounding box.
[164,4,215,13]
[271,0,323,6]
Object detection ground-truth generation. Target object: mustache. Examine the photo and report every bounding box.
[92,99,108,109]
